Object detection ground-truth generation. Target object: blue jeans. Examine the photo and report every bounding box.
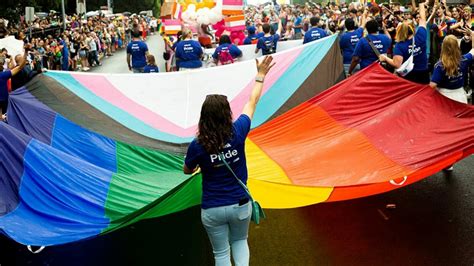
[132,67,145,73]
[201,201,252,266]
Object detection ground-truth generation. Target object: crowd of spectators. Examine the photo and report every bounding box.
[0,12,157,72]
[164,0,472,105]
[0,11,159,117]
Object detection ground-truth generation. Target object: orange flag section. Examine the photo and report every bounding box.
[245,138,333,208]
[248,102,413,187]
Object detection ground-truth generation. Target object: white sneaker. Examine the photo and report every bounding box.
[445,166,454,171]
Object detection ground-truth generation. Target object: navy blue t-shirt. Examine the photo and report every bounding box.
[212,43,242,60]
[431,53,473,89]
[257,34,280,55]
[303,27,327,44]
[353,34,391,69]
[175,39,203,69]
[185,114,251,209]
[339,28,364,64]
[0,70,12,101]
[244,32,264,45]
[393,27,428,71]
[127,41,148,68]
[144,65,159,73]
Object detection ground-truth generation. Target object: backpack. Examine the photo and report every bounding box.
[263,36,276,55]
[218,48,234,65]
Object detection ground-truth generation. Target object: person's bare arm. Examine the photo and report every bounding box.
[469,29,474,56]
[411,0,418,12]
[276,19,283,36]
[183,164,194,174]
[427,4,438,23]
[418,2,427,28]
[127,53,132,71]
[242,56,275,119]
[10,50,28,76]
[379,54,403,68]
[348,56,360,75]
[360,8,368,28]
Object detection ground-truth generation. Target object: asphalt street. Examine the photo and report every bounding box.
[1,35,473,265]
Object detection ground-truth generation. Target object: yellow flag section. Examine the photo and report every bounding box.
[245,139,333,209]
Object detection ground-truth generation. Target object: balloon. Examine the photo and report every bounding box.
[196,15,205,25]
[203,0,215,8]
[196,2,205,9]
[181,11,191,22]
[202,16,211,25]
[208,11,219,24]
[187,4,196,12]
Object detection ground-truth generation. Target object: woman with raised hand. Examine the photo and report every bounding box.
[379,3,429,84]
[183,56,275,266]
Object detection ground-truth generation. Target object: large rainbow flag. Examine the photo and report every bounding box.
[40,35,344,144]
[1,38,473,247]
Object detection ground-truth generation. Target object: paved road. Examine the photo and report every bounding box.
[90,34,166,74]
[1,39,473,265]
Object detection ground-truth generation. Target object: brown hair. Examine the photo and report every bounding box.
[440,35,461,77]
[146,54,156,65]
[197,95,233,154]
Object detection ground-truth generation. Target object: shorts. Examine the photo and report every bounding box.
[79,50,87,58]
[438,87,468,104]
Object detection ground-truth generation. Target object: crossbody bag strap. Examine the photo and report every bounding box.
[218,153,253,201]
[366,36,381,57]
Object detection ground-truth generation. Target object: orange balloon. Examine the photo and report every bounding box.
[195,2,202,9]
[203,1,215,8]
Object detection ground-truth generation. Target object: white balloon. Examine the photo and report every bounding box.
[187,4,196,12]
[202,16,211,25]
[208,12,218,24]
[196,16,205,25]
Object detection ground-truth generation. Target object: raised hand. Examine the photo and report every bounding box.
[255,56,276,77]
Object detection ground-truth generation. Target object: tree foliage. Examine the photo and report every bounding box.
[1,0,161,25]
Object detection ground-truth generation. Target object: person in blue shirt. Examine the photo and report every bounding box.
[380,3,429,84]
[429,33,474,172]
[143,54,159,73]
[127,30,149,73]
[175,28,203,70]
[183,56,275,266]
[303,17,328,44]
[349,19,392,75]
[212,34,242,65]
[243,26,264,45]
[0,48,28,115]
[60,39,69,71]
[255,21,282,55]
[293,11,303,39]
[339,18,364,75]
[430,33,474,104]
